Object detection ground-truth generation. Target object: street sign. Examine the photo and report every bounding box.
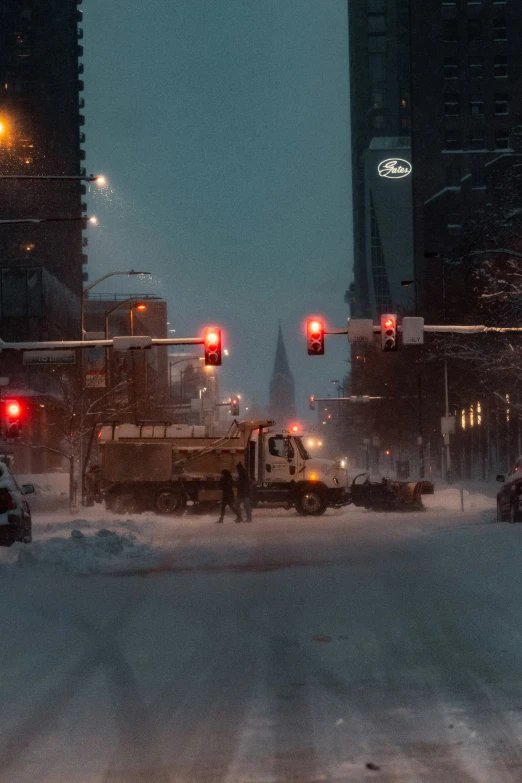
[401,317,424,345]
[23,350,76,365]
[347,319,374,343]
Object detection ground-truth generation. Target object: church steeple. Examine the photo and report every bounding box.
[269,323,296,424]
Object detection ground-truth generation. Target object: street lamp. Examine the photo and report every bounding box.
[130,301,147,337]
[0,215,98,226]
[0,173,107,185]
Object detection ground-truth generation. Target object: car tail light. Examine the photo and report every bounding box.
[0,488,15,512]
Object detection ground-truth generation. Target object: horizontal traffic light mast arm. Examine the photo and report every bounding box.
[0,336,206,350]
[311,395,385,402]
[325,328,349,335]
[422,324,522,334]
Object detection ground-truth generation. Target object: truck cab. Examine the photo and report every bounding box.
[251,429,349,515]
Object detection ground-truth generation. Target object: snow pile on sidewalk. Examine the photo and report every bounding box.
[423,486,495,514]
[14,526,162,575]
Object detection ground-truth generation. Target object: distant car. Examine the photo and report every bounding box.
[0,462,34,546]
[496,457,522,522]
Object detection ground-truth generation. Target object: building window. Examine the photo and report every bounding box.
[468,19,483,42]
[369,53,385,81]
[371,114,385,129]
[468,56,483,79]
[444,57,458,79]
[470,95,484,116]
[443,20,458,42]
[447,213,462,228]
[470,129,486,149]
[368,15,385,34]
[371,90,386,109]
[495,130,510,148]
[493,18,507,41]
[494,94,509,114]
[368,35,386,52]
[445,95,460,116]
[18,241,35,253]
[445,130,460,150]
[494,55,508,78]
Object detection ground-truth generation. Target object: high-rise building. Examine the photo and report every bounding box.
[348,0,522,322]
[347,0,522,475]
[269,324,296,426]
[0,0,87,471]
[0,0,86,342]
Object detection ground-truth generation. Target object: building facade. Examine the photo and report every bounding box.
[347,0,522,476]
[0,0,87,471]
[349,0,522,322]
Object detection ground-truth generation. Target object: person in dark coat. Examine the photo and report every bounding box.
[236,462,252,522]
[217,469,242,523]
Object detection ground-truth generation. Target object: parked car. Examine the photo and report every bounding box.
[0,462,34,546]
[496,457,522,522]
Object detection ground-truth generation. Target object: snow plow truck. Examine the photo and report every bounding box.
[95,419,350,516]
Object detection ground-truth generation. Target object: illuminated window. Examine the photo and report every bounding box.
[477,401,482,426]
[470,405,474,428]
[18,242,35,253]
[461,409,466,430]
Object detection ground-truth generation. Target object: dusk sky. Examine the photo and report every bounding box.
[83,0,352,420]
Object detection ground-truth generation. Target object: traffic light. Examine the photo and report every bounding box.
[4,399,22,438]
[307,318,325,355]
[230,396,240,416]
[309,395,315,410]
[380,313,398,352]
[204,327,222,366]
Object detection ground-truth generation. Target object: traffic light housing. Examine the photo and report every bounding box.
[380,314,398,352]
[307,318,325,355]
[4,399,22,438]
[309,395,315,410]
[204,327,222,366]
[230,396,240,417]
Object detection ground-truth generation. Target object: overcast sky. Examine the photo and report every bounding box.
[83,0,352,422]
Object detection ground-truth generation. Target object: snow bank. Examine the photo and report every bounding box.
[423,486,495,514]
[14,526,162,575]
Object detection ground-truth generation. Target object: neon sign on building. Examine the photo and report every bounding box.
[377,159,412,179]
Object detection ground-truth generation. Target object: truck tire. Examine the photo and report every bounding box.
[153,487,187,516]
[107,487,140,515]
[295,488,328,517]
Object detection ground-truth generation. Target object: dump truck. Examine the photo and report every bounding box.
[96,420,350,516]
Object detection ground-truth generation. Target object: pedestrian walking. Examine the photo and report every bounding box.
[216,468,242,523]
[236,462,252,522]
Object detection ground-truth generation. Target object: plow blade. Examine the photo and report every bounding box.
[350,473,434,511]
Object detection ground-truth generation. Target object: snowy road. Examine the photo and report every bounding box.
[3,488,522,781]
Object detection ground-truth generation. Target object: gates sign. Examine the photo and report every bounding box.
[377,158,412,179]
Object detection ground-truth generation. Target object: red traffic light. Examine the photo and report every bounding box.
[204,327,222,366]
[6,401,21,419]
[306,317,325,356]
[380,313,398,352]
[4,399,23,438]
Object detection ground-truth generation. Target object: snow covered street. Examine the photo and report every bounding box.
[3,486,522,782]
